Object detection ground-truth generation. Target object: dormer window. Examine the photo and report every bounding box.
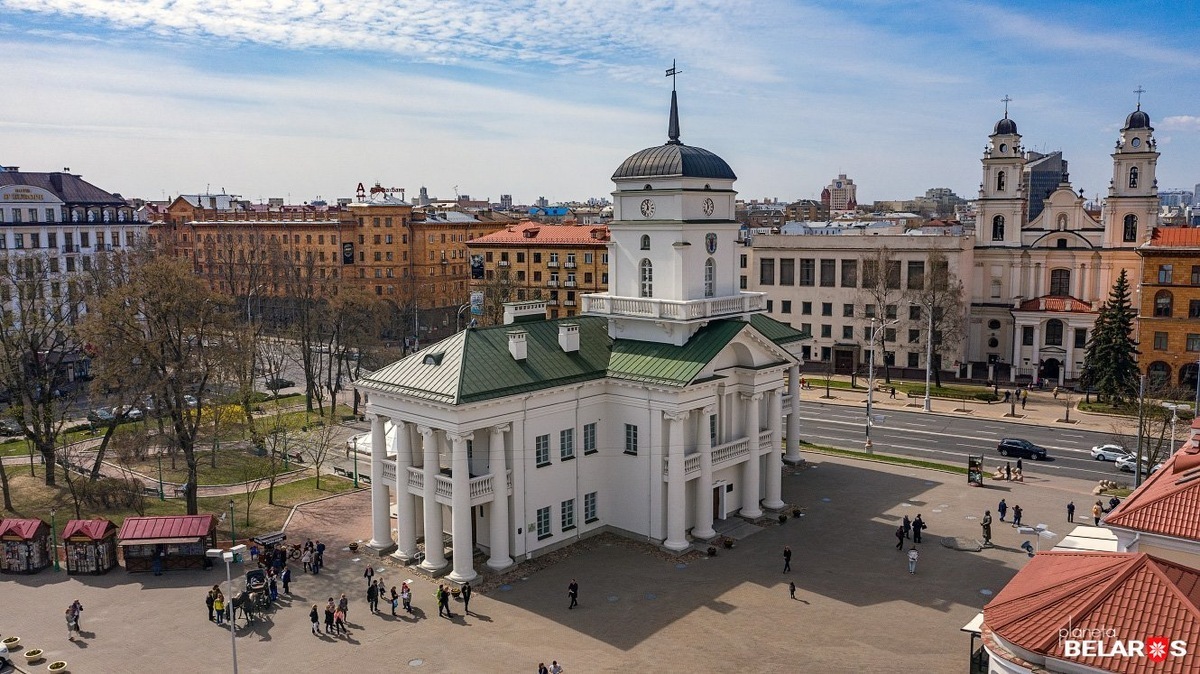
[640,235,650,251]
[644,184,652,190]
[422,352,445,366]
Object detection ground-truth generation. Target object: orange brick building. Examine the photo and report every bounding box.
[1137,227,1200,393]
[466,221,609,322]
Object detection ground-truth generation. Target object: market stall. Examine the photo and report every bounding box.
[63,518,119,575]
[0,518,52,575]
[117,515,217,573]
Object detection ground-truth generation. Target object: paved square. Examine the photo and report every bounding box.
[1,453,1096,673]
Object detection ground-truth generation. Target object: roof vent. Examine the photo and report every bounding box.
[558,323,580,353]
[503,300,548,325]
[507,330,528,361]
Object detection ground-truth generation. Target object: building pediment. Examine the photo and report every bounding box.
[1016,295,1093,313]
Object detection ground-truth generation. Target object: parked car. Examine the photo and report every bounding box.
[113,405,144,421]
[996,438,1048,460]
[264,378,296,391]
[183,395,198,408]
[1090,443,1128,461]
[0,419,21,436]
[87,408,116,424]
[1116,455,1164,474]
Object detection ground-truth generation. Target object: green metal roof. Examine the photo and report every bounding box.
[608,320,744,386]
[358,311,809,405]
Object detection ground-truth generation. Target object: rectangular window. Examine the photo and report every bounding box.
[561,499,575,531]
[886,261,901,289]
[624,424,638,455]
[582,252,590,264]
[1074,328,1088,348]
[536,506,552,539]
[30,233,40,248]
[535,434,550,467]
[766,300,774,312]
[739,275,747,289]
[820,324,832,338]
[1153,332,1169,350]
[51,233,60,248]
[819,259,836,287]
[1192,266,1200,286]
[908,352,920,367]
[1022,326,1034,346]
[46,208,56,222]
[759,258,775,285]
[841,259,857,287]
[801,301,812,315]
[739,254,747,269]
[801,323,812,335]
[908,329,920,343]
[583,423,597,455]
[710,414,718,445]
[842,326,854,339]
[884,328,896,342]
[820,346,831,361]
[584,492,598,523]
[560,428,575,461]
[1050,269,1071,296]
[1158,264,1173,284]
[779,258,795,285]
[798,259,815,286]
[885,305,898,320]
[13,233,23,249]
[863,326,872,341]
[781,300,792,314]
[842,303,854,318]
[907,261,925,289]
[1188,334,1200,352]
[821,302,832,316]
[909,305,921,321]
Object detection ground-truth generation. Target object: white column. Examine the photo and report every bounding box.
[418,426,447,572]
[1065,328,1076,381]
[446,431,477,583]
[763,390,785,510]
[664,410,690,551]
[487,424,513,571]
[740,392,763,518]
[1031,323,1042,382]
[392,421,418,561]
[784,365,803,464]
[1010,323,1022,383]
[368,412,394,552]
[693,405,717,540]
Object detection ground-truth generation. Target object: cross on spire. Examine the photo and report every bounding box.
[1001,94,1012,118]
[665,60,681,91]
[1134,85,1146,109]
[666,61,682,144]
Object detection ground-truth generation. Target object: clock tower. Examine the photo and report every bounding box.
[975,106,1026,248]
[581,87,764,346]
[1103,102,1159,248]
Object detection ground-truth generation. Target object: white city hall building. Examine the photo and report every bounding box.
[354,92,808,583]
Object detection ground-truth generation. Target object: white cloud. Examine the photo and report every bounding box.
[1160,116,1200,132]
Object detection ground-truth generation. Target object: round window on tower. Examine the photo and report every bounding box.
[988,338,999,348]
[987,319,1001,330]
[1131,137,1141,148]
[999,143,1008,153]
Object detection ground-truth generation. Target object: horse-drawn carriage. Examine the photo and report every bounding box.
[245,569,271,610]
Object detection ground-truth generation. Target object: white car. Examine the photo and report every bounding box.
[1090,444,1128,461]
[1115,455,1163,474]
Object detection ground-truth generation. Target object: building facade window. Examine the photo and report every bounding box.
[1148,362,1170,385]
[991,215,1004,241]
[1128,166,1139,189]
[1153,332,1168,351]
[798,259,814,286]
[624,424,638,455]
[820,259,836,287]
[1123,214,1138,242]
[560,428,574,460]
[536,506,552,539]
[1187,334,1200,352]
[535,434,550,467]
[1022,326,1034,346]
[1154,290,1173,317]
[639,259,653,297]
[704,258,715,297]
[759,258,775,285]
[1074,328,1088,348]
[584,492,598,523]
[1045,319,1064,346]
[843,303,854,318]
[841,259,857,287]
[1158,265,1173,284]
[778,258,794,285]
[561,499,575,531]
[583,423,597,455]
[640,235,650,251]
[907,261,925,290]
[1049,269,1071,296]
[996,171,1006,192]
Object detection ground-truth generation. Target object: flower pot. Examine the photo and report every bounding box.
[24,649,44,661]
[706,546,717,557]
[793,509,802,518]
[722,540,734,549]
[348,542,359,552]
[3,636,19,647]
[778,515,788,524]
[48,662,68,673]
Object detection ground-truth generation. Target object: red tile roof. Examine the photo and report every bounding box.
[117,515,215,542]
[62,518,117,540]
[984,551,1200,673]
[1148,227,1200,248]
[1105,438,1200,541]
[468,221,609,247]
[1017,295,1094,312]
[0,518,47,539]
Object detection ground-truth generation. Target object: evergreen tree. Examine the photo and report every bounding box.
[1082,270,1140,403]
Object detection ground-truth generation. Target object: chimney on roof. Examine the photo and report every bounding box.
[558,323,579,353]
[503,300,548,325]
[507,330,527,361]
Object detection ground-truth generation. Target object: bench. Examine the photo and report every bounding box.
[289,452,305,464]
[333,466,350,478]
[360,474,371,485]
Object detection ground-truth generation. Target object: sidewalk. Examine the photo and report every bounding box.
[802,374,1124,433]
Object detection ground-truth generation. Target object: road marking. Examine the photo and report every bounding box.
[802,415,1097,454]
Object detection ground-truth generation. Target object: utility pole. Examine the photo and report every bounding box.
[923,301,934,412]
[1134,374,1147,488]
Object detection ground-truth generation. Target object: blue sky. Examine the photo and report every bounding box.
[1,0,1197,207]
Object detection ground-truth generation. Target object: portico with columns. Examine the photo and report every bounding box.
[354,85,807,581]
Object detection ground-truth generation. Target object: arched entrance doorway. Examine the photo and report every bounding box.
[1147,361,1171,388]
[1041,358,1061,384]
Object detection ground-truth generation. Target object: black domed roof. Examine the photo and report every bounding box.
[993,116,1018,135]
[613,143,736,181]
[1124,107,1151,130]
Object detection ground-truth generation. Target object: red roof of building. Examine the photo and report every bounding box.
[117,515,215,544]
[1105,435,1200,541]
[0,518,47,539]
[984,551,1200,673]
[62,518,117,540]
[1017,295,1094,312]
[468,221,609,247]
[1147,227,1200,248]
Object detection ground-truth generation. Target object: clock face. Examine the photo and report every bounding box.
[835,181,843,189]
[640,198,655,218]
[1131,137,1141,148]
[702,198,715,216]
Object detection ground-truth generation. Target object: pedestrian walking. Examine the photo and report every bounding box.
[783,546,792,572]
[214,592,225,626]
[998,499,1008,522]
[1005,462,1012,481]
[568,579,579,609]
[367,580,379,613]
[1067,501,1075,523]
[890,386,897,399]
[364,563,375,589]
[66,606,79,641]
[902,515,912,539]
[1052,386,1060,399]
[895,525,906,550]
[1016,458,1023,473]
[438,585,454,618]
[789,581,796,600]
[401,583,412,614]
[338,593,349,621]
[912,514,926,544]
[390,586,399,616]
[334,608,347,635]
[315,540,325,571]
[981,510,993,546]
[282,565,292,594]
[1012,505,1023,528]
[907,546,919,574]
[269,575,279,602]
[1108,496,1121,512]
[1092,501,1103,526]
[310,604,321,636]
[549,661,564,674]
[1004,390,1011,403]
[206,585,217,621]
[324,599,335,634]
[301,548,312,573]
[538,664,549,674]
[1021,391,1028,410]
[462,581,473,615]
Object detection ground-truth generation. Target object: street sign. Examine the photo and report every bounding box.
[470,291,484,316]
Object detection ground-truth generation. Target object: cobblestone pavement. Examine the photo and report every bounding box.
[0,452,1101,674]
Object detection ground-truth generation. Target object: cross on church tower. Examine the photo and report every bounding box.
[665,60,681,91]
[1134,85,1146,109]
[1001,94,1012,117]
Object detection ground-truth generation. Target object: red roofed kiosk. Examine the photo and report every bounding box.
[0,518,52,574]
[118,515,217,573]
[63,518,119,575]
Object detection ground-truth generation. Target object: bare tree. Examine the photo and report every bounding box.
[902,248,967,387]
[301,421,339,490]
[857,246,902,383]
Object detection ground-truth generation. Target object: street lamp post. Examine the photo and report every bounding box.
[229,499,236,546]
[352,442,359,488]
[865,318,899,452]
[923,301,934,413]
[456,302,471,332]
[49,507,60,571]
[156,451,165,501]
[207,544,247,674]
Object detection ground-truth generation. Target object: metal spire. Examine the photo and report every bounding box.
[666,61,681,144]
[1001,94,1012,118]
[1134,85,1146,110]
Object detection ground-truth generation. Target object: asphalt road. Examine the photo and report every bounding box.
[799,399,1145,482]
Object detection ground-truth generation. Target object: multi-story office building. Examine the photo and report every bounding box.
[820,174,857,214]
[1137,227,1200,393]
[466,221,609,321]
[1022,151,1067,222]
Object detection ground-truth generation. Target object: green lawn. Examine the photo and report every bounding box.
[1079,400,1192,420]
[807,378,998,401]
[801,442,969,474]
[119,449,281,486]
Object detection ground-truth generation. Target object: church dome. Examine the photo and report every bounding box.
[1124,107,1151,130]
[613,143,736,181]
[993,116,1018,135]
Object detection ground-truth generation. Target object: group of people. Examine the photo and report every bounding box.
[996,499,1024,527]
[894,513,927,549]
[65,599,83,640]
[300,539,327,574]
[312,594,351,636]
[537,661,565,674]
